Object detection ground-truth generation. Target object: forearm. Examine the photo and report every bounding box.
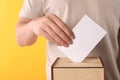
[16,21,37,46]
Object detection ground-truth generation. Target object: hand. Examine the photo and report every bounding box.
[30,14,75,47]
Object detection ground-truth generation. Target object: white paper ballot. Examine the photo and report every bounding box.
[57,15,107,62]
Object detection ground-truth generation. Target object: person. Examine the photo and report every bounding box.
[16,0,120,80]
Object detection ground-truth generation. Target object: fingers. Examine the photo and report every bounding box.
[45,19,73,45]
[42,25,68,47]
[48,14,75,39]
[46,14,75,45]
[40,28,68,47]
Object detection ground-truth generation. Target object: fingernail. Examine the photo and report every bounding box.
[71,36,75,39]
[64,44,69,47]
[60,43,63,46]
[70,41,73,44]
[68,41,73,44]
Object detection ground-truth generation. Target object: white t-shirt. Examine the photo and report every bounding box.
[19,0,120,80]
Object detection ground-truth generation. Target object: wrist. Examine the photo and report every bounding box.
[28,20,38,37]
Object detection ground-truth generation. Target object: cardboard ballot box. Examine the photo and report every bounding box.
[52,57,104,80]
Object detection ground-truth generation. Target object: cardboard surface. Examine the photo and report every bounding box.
[52,57,104,80]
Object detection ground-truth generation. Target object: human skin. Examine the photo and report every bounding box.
[16,14,75,47]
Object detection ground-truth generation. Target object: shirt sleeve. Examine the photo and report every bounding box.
[19,0,45,19]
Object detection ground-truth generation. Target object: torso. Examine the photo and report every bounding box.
[44,0,120,80]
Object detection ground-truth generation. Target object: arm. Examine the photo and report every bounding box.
[16,17,37,46]
[16,14,75,47]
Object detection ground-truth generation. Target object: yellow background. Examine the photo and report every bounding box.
[0,0,46,80]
